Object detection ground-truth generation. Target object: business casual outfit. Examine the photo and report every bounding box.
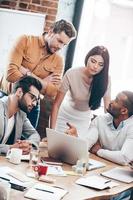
[0,34,64,128]
[88,113,133,165]
[88,114,133,200]
[55,67,110,138]
[0,96,40,154]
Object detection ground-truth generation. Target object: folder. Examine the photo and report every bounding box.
[101,167,133,183]
[76,175,119,190]
[24,183,68,200]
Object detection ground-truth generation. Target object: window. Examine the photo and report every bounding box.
[73,0,133,102]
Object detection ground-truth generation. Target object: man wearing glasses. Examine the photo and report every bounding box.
[0,76,42,155]
[0,19,77,129]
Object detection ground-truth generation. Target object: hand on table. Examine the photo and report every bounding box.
[10,140,32,155]
[90,140,102,155]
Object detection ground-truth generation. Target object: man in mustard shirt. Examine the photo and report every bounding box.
[0,19,77,129]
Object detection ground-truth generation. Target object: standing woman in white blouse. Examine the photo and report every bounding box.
[50,46,111,138]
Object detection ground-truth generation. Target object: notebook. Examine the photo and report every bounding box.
[101,167,133,183]
[46,128,89,165]
[0,166,33,191]
[87,159,106,170]
[24,183,68,200]
[76,175,119,190]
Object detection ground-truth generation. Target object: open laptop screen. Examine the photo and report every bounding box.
[46,128,89,165]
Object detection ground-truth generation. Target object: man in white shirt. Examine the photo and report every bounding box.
[0,76,42,155]
[66,91,133,165]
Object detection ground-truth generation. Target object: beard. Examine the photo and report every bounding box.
[18,97,32,113]
[45,41,53,54]
[107,104,120,118]
[45,41,59,54]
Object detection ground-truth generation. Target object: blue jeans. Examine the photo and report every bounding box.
[111,190,132,200]
[27,103,40,128]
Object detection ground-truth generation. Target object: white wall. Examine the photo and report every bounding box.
[73,0,133,99]
[56,0,76,60]
[0,8,45,73]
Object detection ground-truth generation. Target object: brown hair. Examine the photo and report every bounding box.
[85,46,110,110]
[13,76,42,93]
[50,19,77,39]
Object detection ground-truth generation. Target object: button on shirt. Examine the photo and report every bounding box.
[1,35,64,97]
[88,113,133,165]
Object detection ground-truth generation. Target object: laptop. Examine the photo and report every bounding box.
[46,128,89,165]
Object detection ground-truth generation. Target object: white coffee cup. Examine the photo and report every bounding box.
[7,148,22,164]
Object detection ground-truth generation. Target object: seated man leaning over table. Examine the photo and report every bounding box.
[0,76,42,155]
[66,90,133,200]
[66,90,133,165]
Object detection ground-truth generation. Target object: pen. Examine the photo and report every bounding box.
[0,176,10,181]
[35,187,54,194]
[0,177,26,191]
[41,159,63,166]
[104,180,111,184]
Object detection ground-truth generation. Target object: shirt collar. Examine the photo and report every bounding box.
[38,34,46,48]
[38,33,54,57]
[106,113,128,130]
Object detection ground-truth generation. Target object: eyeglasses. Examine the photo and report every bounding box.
[28,91,40,103]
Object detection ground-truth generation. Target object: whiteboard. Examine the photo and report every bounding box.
[0,8,45,73]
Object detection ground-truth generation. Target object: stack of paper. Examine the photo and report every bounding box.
[101,167,133,183]
[24,183,68,200]
[47,165,66,176]
[76,175,119,190]
[0,166,34,190]
[87,159,106,170]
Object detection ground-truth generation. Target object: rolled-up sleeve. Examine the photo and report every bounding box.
[45,57,64,97]
[59,69,71,94]
[22,116,40,149]
[97,126,133,165]
[86,118,99,150]
[6,35,27,82]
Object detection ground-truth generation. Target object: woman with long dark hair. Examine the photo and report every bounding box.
[50,46,111,138]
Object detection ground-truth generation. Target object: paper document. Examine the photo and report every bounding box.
[47,165,66,176]
[87,159,106,170]
[0,166,33,188]
[76,175,119,190]
[101,167,133,183]
[24,183,68,200]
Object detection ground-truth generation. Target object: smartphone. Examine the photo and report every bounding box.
[0,177,27,191]
[10,182,27,191]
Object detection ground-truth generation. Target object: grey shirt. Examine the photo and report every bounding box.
[0,96,40,154]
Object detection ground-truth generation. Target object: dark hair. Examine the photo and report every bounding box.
[122,91,133,117]
[84,46,110,110]
[50,19,77,39]
[13,76,42,93]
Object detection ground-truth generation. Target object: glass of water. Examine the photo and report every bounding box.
[26,149,39,178]
[29,149,39,166]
